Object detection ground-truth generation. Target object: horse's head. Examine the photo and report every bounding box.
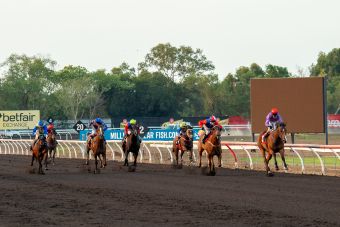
[128,124,139,137]
[186,126,193,139]
[96,125,104,139]
[212,125,222,140]
[276,122,287,143]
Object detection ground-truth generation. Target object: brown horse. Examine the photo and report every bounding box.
[257,122,287,176]
[172,127,194,166]
[198,125,222,175]
[46,132,57,165]
[123,124,140,168]
[31,135,48,174]
[86,126,107,173]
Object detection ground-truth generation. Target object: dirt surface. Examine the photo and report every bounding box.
[0,155,339,227]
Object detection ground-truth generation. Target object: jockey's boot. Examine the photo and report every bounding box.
[87,139,92,148]
[261,132,269,143]
[202,134,209,144]
[176,136,181,145]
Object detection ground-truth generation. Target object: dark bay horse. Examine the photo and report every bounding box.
[46,131,57,165]
[198,125,222,175]
[31,135,48,174]
[257,122,287,176]
[123,124,140,168]
[172,126,194,166]
[86,126,107,173]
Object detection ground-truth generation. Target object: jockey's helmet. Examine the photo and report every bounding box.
[130,119,137,125]
[37,120,44,127]
[179,122,186,128]
[210,115,216,122]
[271,108,279,115]
[95,118,101,123]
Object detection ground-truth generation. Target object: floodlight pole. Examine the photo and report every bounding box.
[324,76,328,145]
[291,133,295,144]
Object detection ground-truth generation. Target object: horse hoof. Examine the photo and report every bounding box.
[267,172,274,177]
[94,169,100,174]
[45,168,48,171]
[128,166,136,172]
[218,165,222,168]
[275,167,279,171]
[207,171,216,176]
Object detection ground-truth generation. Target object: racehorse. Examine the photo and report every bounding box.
[46,131,57,165]
[123,124,140,168]
[31,135,48,174]
[197,125,222,175]
[257,122,287,176]
[172,126,194,166]
[86,126,107,173]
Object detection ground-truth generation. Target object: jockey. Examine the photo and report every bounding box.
[261,108,284,143]
[31,120,48,151]
[123,119,141,142]
[47,122,56,135]
[87,118,108,146]
[124,119,137,136]
[176,122,188,144]
[198,115,222,144]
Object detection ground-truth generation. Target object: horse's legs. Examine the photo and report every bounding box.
[44,151,48,170]
[102,152,107,167]
[180,150,185,164]
[124,151,129,166]
[273,153,279,170]
[31,154,34,166]
[175,148,179,165]
[103,145,107,166]
[208,154,213,175]
[218,152,222,168]
[265,151,273,176]
[198,149,203,168]
[94,154,98,173]
[98,155,103,168]
[85,147,90,165]
[260,147,271,175]
[188,149,194,165]
[133,152,137,166]
[52,148,56,165]
[38,157,44,174]
[212,155,216,174]
[280,149,288,171]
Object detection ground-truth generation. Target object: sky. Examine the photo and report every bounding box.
[0,0,339,79]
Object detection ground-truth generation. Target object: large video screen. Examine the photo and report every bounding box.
[250,77,325,133]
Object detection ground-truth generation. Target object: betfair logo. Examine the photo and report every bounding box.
[0,112,36,122]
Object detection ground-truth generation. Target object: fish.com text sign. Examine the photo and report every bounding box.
[79,129,200,141]
[0,110,40,130]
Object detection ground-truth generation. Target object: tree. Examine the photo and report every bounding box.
[0,54,56,111]
[55,78,95,121]
[133,71,179,117]
[310,48,340,113]
[139,43,215,81]
[265,64,290,78]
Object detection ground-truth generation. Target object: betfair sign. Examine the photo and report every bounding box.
[0,110,40,130]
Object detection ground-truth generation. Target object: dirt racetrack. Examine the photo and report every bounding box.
[0,155,339,227]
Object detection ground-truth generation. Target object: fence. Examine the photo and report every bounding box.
[1,138,339,176]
